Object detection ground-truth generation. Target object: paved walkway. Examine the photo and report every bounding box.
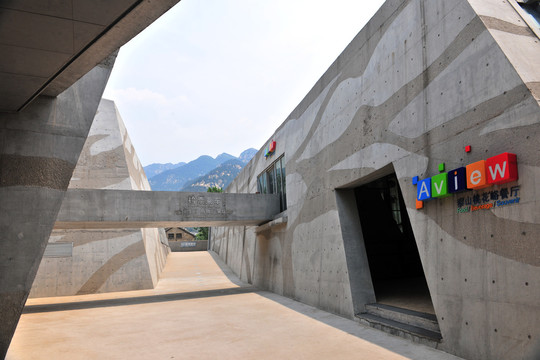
[7,252,463,360]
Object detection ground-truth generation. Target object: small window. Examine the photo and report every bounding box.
[278,157,286,209]
[168,233,174,240]
[257,176,263,193]
[261,172,267,193]
[267,165,276,194]
[257,155,286,211]
[176,233,182,239]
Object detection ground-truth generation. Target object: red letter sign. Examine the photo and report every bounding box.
[486,152,518,184]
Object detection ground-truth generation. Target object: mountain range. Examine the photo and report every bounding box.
[145,148,257,191]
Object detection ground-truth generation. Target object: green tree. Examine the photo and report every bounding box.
[207,186,223,193]
[195,186,223,240]
[195,227,208,240]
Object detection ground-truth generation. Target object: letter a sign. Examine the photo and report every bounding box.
[417,178,431,201]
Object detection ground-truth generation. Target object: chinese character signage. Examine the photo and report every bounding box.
[456,186,520,213]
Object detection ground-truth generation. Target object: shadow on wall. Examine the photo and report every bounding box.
[208,251,249,287]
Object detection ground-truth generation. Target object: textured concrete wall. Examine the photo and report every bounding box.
[55,189,281,229]
[30,99,170,297]
[211,1,540,359]
[0,56,115,356]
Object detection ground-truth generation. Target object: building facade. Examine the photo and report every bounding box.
[30,99,170,297]
[166,227,208,252]
[211,1,540,359]
[166,227,196,242]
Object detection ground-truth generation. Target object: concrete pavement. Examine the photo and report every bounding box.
[7,252,463,360]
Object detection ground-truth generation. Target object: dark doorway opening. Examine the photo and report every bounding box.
[355,173,435,314]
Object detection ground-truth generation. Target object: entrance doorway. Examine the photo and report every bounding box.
[355,173,434,314]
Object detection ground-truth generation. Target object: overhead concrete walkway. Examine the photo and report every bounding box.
[54,189,280,229]
[7,252,463,360]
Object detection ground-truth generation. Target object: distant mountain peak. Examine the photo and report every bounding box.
[215,153,236,164]
[144,148,258,191]
[143,162,186,179]
[239,148,257,163]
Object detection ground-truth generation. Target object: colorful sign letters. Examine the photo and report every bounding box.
[414,152,518,210]
[265,140,276,158]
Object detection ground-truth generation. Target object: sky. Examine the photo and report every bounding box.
[103,0,386,166]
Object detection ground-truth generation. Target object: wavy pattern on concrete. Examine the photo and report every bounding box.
[76,241,147,295]
[212,1,540,359]
[30,99,169,298]
[0,55,116,355]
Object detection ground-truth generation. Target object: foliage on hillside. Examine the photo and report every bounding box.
[145,148,257,191]
[181,159,243,192]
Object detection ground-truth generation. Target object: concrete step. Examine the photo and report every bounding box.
[357,313,442,348]
[364,303,440,333]
[356,303,442,348]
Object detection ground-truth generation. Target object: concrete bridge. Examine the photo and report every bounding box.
[54,189,281,229]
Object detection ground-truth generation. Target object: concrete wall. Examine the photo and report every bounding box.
[0,56,116,356]
[30,99,170,297]
[0,1,183,354]
[211,1,540,359]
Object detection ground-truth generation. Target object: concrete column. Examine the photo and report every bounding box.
[335,189,376,315]
[0,55,115,356]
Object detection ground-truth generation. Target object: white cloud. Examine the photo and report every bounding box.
[106,88,189,106]
[103,0,386,165]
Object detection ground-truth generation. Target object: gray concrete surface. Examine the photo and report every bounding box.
[30,99,170,298]
[0,0,181,112]
[0,55,115,357]
[54,189,280,229]
[0,1,183,353]
[211,0,540,359]
[7,252,464,360]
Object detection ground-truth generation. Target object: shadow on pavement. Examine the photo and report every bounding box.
[23,287,256,314]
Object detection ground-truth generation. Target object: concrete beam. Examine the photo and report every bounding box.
[54,189,281,229]
[0,0,181,112]
[41,0,181,98]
